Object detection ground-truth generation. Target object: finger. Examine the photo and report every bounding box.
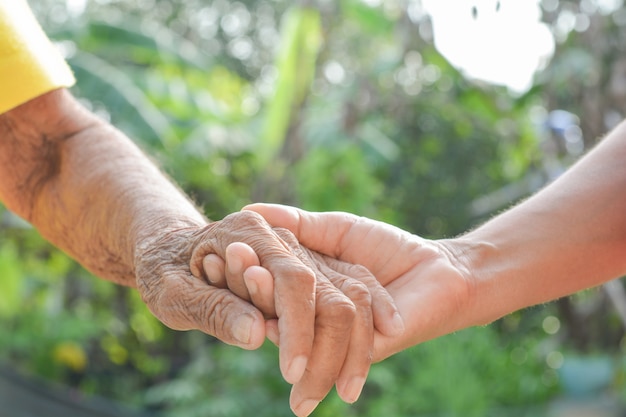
[244,204,417,286]
[138,272,266,350]
[189,211,317,383]
[202,248,278,324]
[322,256,405,337]
[273,264,315,384]
[243,203,357,259]
[224,242,260,300]
[262,228,318,385]
[202,254,226,287]
[314,260,373,404]
[243,265,276,317]
[265,319,279,346]
[289,278,356,417]
[335,283,371,404]
[223,244,277,317]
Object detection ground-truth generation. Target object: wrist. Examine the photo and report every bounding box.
[133,224,209,295]
[438,236,505,328]
[133,218,209,271]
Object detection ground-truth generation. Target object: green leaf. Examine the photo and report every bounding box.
[258,7,322,168]
[74,21,211,69]
[341,0,393,35]
[0,243,22,318]
[69,51,175,148]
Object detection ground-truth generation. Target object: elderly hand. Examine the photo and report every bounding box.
[202,227,405,417]
[242,204,474,363]
[135,210,333,385]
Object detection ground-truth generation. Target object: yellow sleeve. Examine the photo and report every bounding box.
[0,0,75,114]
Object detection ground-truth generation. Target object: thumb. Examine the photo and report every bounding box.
[140,274,266,350]
[242,203,358,259]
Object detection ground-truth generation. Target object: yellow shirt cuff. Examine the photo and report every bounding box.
[0,0,75,114]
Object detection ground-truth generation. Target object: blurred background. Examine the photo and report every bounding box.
[2,0,626,415]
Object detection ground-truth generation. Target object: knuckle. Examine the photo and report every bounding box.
[274,227,298,246]
[224,210,265,230]
[347,264,374,281]
[209,213,268,252]
[276,261,315,288]
[343,280,372,307]
[336,300,357,321]
[189,242,212,277]
[319,291,357,325]
[294,264,316,285]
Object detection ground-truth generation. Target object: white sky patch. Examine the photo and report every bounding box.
[66,0,87,17]
[422,0,555,93]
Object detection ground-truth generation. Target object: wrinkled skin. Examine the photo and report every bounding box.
[202,225,405,417]
[135,211,317,352]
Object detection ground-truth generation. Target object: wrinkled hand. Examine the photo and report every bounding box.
[134,210,325,385]
[204,229,404,417]
[243,204,474,362]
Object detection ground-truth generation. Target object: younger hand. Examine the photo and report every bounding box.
[243,203,475,361]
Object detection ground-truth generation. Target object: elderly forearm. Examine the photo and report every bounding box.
[446,120,626,326]
[0,88,207,285]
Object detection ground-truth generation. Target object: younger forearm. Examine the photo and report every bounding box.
[448,120,626,326]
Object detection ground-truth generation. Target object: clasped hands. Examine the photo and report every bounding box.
[134,204,473,417]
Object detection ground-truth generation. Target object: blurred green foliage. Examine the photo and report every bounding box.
[2,0,626,416]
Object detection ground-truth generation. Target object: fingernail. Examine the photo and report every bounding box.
[243,272,258,296]
[390,312,405,335]
[342,376,366,403]
[284,355,307,384]
[294,399,319,417]
[227,253,243,275]
[233,314,254,345]
[203,254,222,283]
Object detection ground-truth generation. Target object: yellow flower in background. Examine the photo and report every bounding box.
[53,342,87,372]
